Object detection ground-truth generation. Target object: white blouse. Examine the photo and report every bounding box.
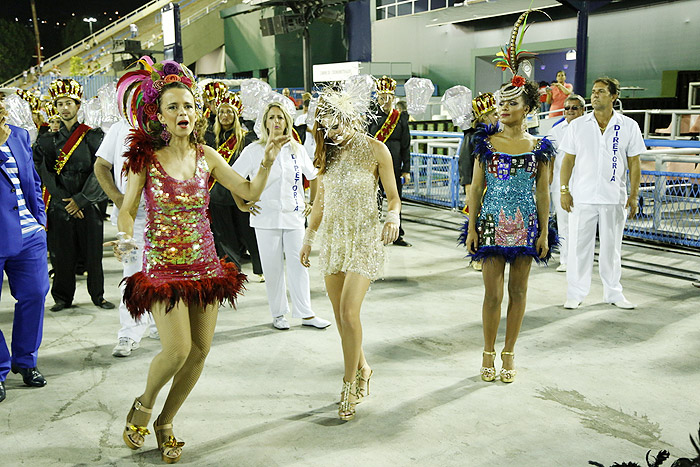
[233,141,317,229]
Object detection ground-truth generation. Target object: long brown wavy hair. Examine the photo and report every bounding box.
[312,118,333,175]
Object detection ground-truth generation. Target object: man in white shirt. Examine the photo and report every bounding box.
[547,94,585,273]
[94,119,158,356]
[233,103,330,330]
[559,77,644,310]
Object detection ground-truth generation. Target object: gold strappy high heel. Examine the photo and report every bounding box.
[500,351,517,383]
[153,417,185,464]
[480,351,497,382]
[338,380,357,421]
[355,365,373,403]
[123,398,152,449]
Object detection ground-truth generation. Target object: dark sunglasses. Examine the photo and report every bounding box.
[564,105,581,111]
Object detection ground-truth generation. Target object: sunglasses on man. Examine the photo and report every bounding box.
[564,105,582,111]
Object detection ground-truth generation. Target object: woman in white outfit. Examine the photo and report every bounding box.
[233,102,331,330]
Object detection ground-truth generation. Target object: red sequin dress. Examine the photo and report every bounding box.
[123,142,246,318]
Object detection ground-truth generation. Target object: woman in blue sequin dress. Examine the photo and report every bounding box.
[461,80,555,383]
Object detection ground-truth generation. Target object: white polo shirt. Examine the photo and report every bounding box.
[559,111,646,205]
[547,119,570,192]
[233,140,317,230]
[95,118,146,225]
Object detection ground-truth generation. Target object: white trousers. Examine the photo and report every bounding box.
[550,188,569,265]
[255,228,314,319]
[566,203,626,303]
[118,217,156,341]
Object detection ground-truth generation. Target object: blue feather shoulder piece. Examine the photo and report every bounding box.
[472,123,499,164]
[533,136,555,163]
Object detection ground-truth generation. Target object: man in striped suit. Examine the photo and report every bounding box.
[0,95,50,403]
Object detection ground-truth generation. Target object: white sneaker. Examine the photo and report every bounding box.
[556,263,567,272]
[612,299,637,309]
[302,316,332,329]
[272,315,290,330]
[563,299,581,310]
[112,337,139,357]
[258,274,265,283]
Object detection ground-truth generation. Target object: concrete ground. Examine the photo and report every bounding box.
[2,203,699,466]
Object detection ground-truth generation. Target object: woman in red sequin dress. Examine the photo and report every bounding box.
[115,58,285,463]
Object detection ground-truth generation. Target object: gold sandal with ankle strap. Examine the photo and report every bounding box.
[480,351,497,382]
[153,418,185,464]
[338,380,357,421]
[123,398,152,449]
[355,365,373,403]
[500,351,517,383]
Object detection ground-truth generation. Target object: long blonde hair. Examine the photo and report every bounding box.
[258,102,301,152]
[213,102,245,153]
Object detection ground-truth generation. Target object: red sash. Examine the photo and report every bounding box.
[44,123,91,208]
[374,109,400,143]
[55,124,91,174]
[208,133,238,191]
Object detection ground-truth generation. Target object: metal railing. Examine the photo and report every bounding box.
[403,153,460,209]
[622,109,700,139]
[410,130,463,156]
[627,170,700,247]
[1,0,172,88]
[2,0,229,89]
[404,130,700,248]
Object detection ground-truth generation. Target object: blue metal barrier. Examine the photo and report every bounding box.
[405,152,700,248]
[626,170,700,247]
[403,153,460,209]
[644,139,700,148]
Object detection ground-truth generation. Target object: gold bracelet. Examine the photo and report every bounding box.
[260,161,269,171]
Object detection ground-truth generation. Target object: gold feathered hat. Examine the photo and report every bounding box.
[376,75,397,95]
[48,79,83,102]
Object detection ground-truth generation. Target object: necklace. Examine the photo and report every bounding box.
[596,117,609,134]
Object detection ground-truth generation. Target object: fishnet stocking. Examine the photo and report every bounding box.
[138,300,218,426]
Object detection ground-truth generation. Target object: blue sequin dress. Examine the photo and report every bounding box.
[459,125,556,264]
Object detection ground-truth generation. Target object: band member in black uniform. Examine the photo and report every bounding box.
[33,79,113,312]
[202,81,228,130]
[368,76,412,247]
[204,92,264,281]
[458,93,499,208]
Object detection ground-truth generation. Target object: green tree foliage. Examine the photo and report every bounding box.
[0,19,35,82]
[70,56,86,75]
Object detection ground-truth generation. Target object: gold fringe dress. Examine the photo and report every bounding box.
[318,133,384,281]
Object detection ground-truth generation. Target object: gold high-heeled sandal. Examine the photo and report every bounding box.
[355,365,373,403]
[123,398,152,450]
[338,380,357,421]
[480,351,497,382]
[500,351,517,383]
[153,417,185,464]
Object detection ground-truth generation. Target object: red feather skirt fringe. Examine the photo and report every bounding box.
[122,261,247,319]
